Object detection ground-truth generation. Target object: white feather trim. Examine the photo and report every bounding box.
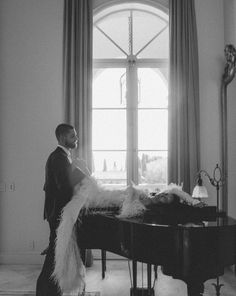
[53,179,191,293]
[52,177,129,293]
[118,185,147,218]
[118,198,146,218]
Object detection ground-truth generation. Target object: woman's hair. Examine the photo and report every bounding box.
[152,192,181,205]
[55,123,74,141]
[171,194,180,205]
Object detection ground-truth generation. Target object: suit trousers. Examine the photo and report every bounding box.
[36,220,62,296]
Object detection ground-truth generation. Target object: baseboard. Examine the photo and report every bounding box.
[0,292,35,295]
[0,291,101,296]
[0,250,124,265]
[0,292,100,296]
[0,251,44,265]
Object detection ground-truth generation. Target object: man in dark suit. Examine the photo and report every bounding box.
[36,123,87,296]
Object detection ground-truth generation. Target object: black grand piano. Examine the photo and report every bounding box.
[77,204,236,296]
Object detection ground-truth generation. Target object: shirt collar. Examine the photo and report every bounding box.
[57,145,71,158]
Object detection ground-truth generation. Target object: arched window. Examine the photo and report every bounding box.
[92,2,169,189]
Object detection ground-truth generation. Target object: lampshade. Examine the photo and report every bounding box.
[192,184,208,199]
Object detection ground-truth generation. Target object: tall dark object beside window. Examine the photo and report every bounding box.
[168,0,200,194]
[221,44,236,213]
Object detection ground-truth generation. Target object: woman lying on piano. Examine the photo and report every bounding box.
[119,183,207,217]
[145,191,206,207]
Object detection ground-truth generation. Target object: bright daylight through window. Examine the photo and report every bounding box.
[92,3,169,189]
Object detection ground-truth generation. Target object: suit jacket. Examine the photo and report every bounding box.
[43,147,86,222]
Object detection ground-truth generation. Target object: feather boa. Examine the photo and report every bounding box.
[52,176,129,293]
[52,179,195,293]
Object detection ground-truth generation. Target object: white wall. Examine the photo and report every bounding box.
[0,0,235,264]
[195,0,225,206]
[0,0,64,263]
[224,0,236,218]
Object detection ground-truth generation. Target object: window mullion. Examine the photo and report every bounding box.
[127,60,138,185]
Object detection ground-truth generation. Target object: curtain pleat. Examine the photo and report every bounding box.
[63,0,93,170]
[168,0,200,193]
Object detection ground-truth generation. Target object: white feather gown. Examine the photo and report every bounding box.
[52,176,129,293]
[52,179,195,293]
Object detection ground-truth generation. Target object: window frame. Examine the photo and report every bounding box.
[92,3,169,188]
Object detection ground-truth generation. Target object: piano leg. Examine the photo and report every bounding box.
[130,260,137,296]
[187,281,204,296]
[130,261,154,296]
[133,260,137,291]
[154,265,158,279]
[212,276,224,296]
[101,250,106,279]
[147,263,152,295]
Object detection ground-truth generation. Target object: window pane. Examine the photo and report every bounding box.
[94,10,129,58]
[137,27,169,59]
[133,11,168,57]
[93,110,126,150]
[138,68,168,108]
[93,27,126,59]
[138,151,167,184]
[93,68,127,108]
[138,110,167,150]
[92,151,127,185]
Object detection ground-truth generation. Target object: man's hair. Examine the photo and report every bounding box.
[55,123,74,141]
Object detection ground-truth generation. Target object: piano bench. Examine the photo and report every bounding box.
[130,287,154,296]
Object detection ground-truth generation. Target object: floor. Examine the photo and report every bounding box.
[0,260,236,296]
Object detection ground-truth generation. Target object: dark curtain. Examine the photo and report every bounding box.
[168,0,200,193]
[63,0,93,170]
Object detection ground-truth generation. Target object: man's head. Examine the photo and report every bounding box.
[55,123,78,149]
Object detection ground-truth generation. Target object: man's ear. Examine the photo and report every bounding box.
[58,134,65,146]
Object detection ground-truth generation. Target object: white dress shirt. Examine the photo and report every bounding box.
[57,145,72,163]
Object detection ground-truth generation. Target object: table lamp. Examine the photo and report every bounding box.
[192,173,209,200]
[192,164,223,212]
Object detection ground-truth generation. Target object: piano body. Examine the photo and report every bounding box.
[77,205,236,296]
